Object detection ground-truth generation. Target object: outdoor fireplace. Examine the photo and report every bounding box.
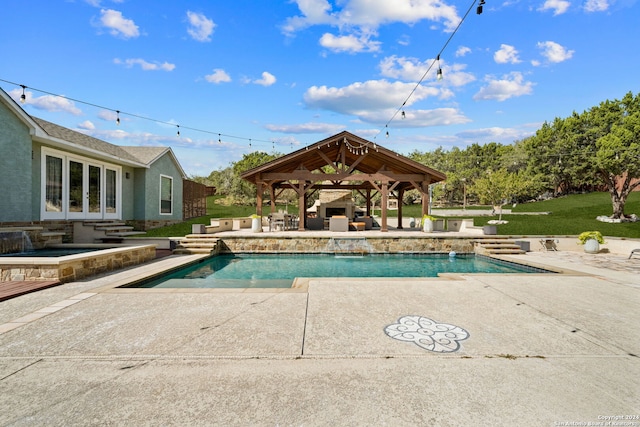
[315,190,355,219]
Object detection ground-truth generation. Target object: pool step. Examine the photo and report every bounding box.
[474,239,526,255]
[173,236,220,255]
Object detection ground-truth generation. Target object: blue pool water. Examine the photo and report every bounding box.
[127,253,551,289]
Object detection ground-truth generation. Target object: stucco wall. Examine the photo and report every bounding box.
[0,103,35,222]
[142,154,183,221]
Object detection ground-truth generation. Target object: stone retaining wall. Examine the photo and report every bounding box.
[218,236,475,254]
[0,245,156,283]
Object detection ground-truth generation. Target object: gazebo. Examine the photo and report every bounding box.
[240,131,446,232]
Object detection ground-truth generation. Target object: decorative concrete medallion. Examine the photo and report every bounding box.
[384,315,469,353]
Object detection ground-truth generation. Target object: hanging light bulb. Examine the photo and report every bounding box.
[477,0,485,15]
[386,131,389,138]
[20,85,27,104]
[249,139,252,148]
[436,55,443,81]
[176,125,180,137]
[116,110,120,126]
[401,110,406,119]
[218,134,221,143]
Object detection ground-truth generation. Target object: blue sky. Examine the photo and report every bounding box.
[1,0,638,177]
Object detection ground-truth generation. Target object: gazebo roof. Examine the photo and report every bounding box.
[241,131,446,190]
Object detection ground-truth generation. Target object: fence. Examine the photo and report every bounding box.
[183,180,207,220]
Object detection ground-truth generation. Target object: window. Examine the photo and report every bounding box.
[105,169,117,214]
[45,155,63,213]
[160,175,173,215]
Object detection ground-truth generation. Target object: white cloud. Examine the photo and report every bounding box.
[539,0,571,15]
[77,120,95,130]
[303,79,445,124]
[319,32,381,53]
[494,44,521,64]
[584,0,609,12]
[265,122,346,134]
[98,9,139,38]
[456,46,471,57]
[253,71,277,86]
[113,58,175,71]
[537,41,574,63]
[9,88,83,115]
[378,56,475,87]
[97,109,118,122]
[282,0,461,41]
[205,68,231,83]
[473,72,534,101]
[186,11,215,42]
[362,108,471,127]
[455,126,535,142]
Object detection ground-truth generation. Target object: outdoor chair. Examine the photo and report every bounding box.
[269,213,287,231]
[329,216,349,232]
[539,238,558,251]
[629,249,640,259]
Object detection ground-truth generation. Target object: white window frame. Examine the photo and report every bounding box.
[41,147,122,220]
[159,174,173,216]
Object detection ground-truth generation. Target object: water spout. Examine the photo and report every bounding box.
[0,231,34,255]
[326,237,375,256]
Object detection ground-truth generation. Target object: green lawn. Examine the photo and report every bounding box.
[141,192,640,238]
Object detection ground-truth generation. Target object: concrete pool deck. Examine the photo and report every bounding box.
[0,249,638,425]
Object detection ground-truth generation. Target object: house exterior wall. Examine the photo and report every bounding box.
[121,165,136,220]
[128,154,183,230]
[0,105,35,222]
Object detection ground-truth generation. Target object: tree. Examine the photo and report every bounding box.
[469,169,526,221]
[590,92,640,218]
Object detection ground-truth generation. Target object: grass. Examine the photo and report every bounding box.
[140,192,640,239]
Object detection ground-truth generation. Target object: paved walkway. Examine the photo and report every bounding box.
[0,250,638,426]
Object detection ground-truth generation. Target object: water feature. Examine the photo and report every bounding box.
[326,237,375,255]
[0,231,34,255]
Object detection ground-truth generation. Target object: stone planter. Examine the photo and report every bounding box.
[251,217,262,233]
[583,238,600,253]
[483,225,497,235]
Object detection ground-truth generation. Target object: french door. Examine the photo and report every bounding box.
[42,148,121,220]
[67,160,103,220]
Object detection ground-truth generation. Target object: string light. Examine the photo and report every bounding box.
[176,125,180,137]
[374,0,484,141]
[20,85,26,103]
[0,77,274,148]
[477,0,486,15]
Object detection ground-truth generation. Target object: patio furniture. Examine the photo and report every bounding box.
[349,221,365,231]
[269,213,288,231]
[629,249,640,259]
[329,216,349,232]
[306,216,324,230]
[539,239,557,251]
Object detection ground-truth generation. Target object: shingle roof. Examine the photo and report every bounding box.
[33,117,143,164]
[119,146,170,165]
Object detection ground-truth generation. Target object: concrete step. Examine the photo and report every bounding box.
[485,248,526,255]
[175,243,218,249]
[105,231,147,237]
[173,248,215,255]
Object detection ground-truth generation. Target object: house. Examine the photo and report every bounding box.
[0,87,187,240]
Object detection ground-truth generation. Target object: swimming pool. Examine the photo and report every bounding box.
[126,253,553,289]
